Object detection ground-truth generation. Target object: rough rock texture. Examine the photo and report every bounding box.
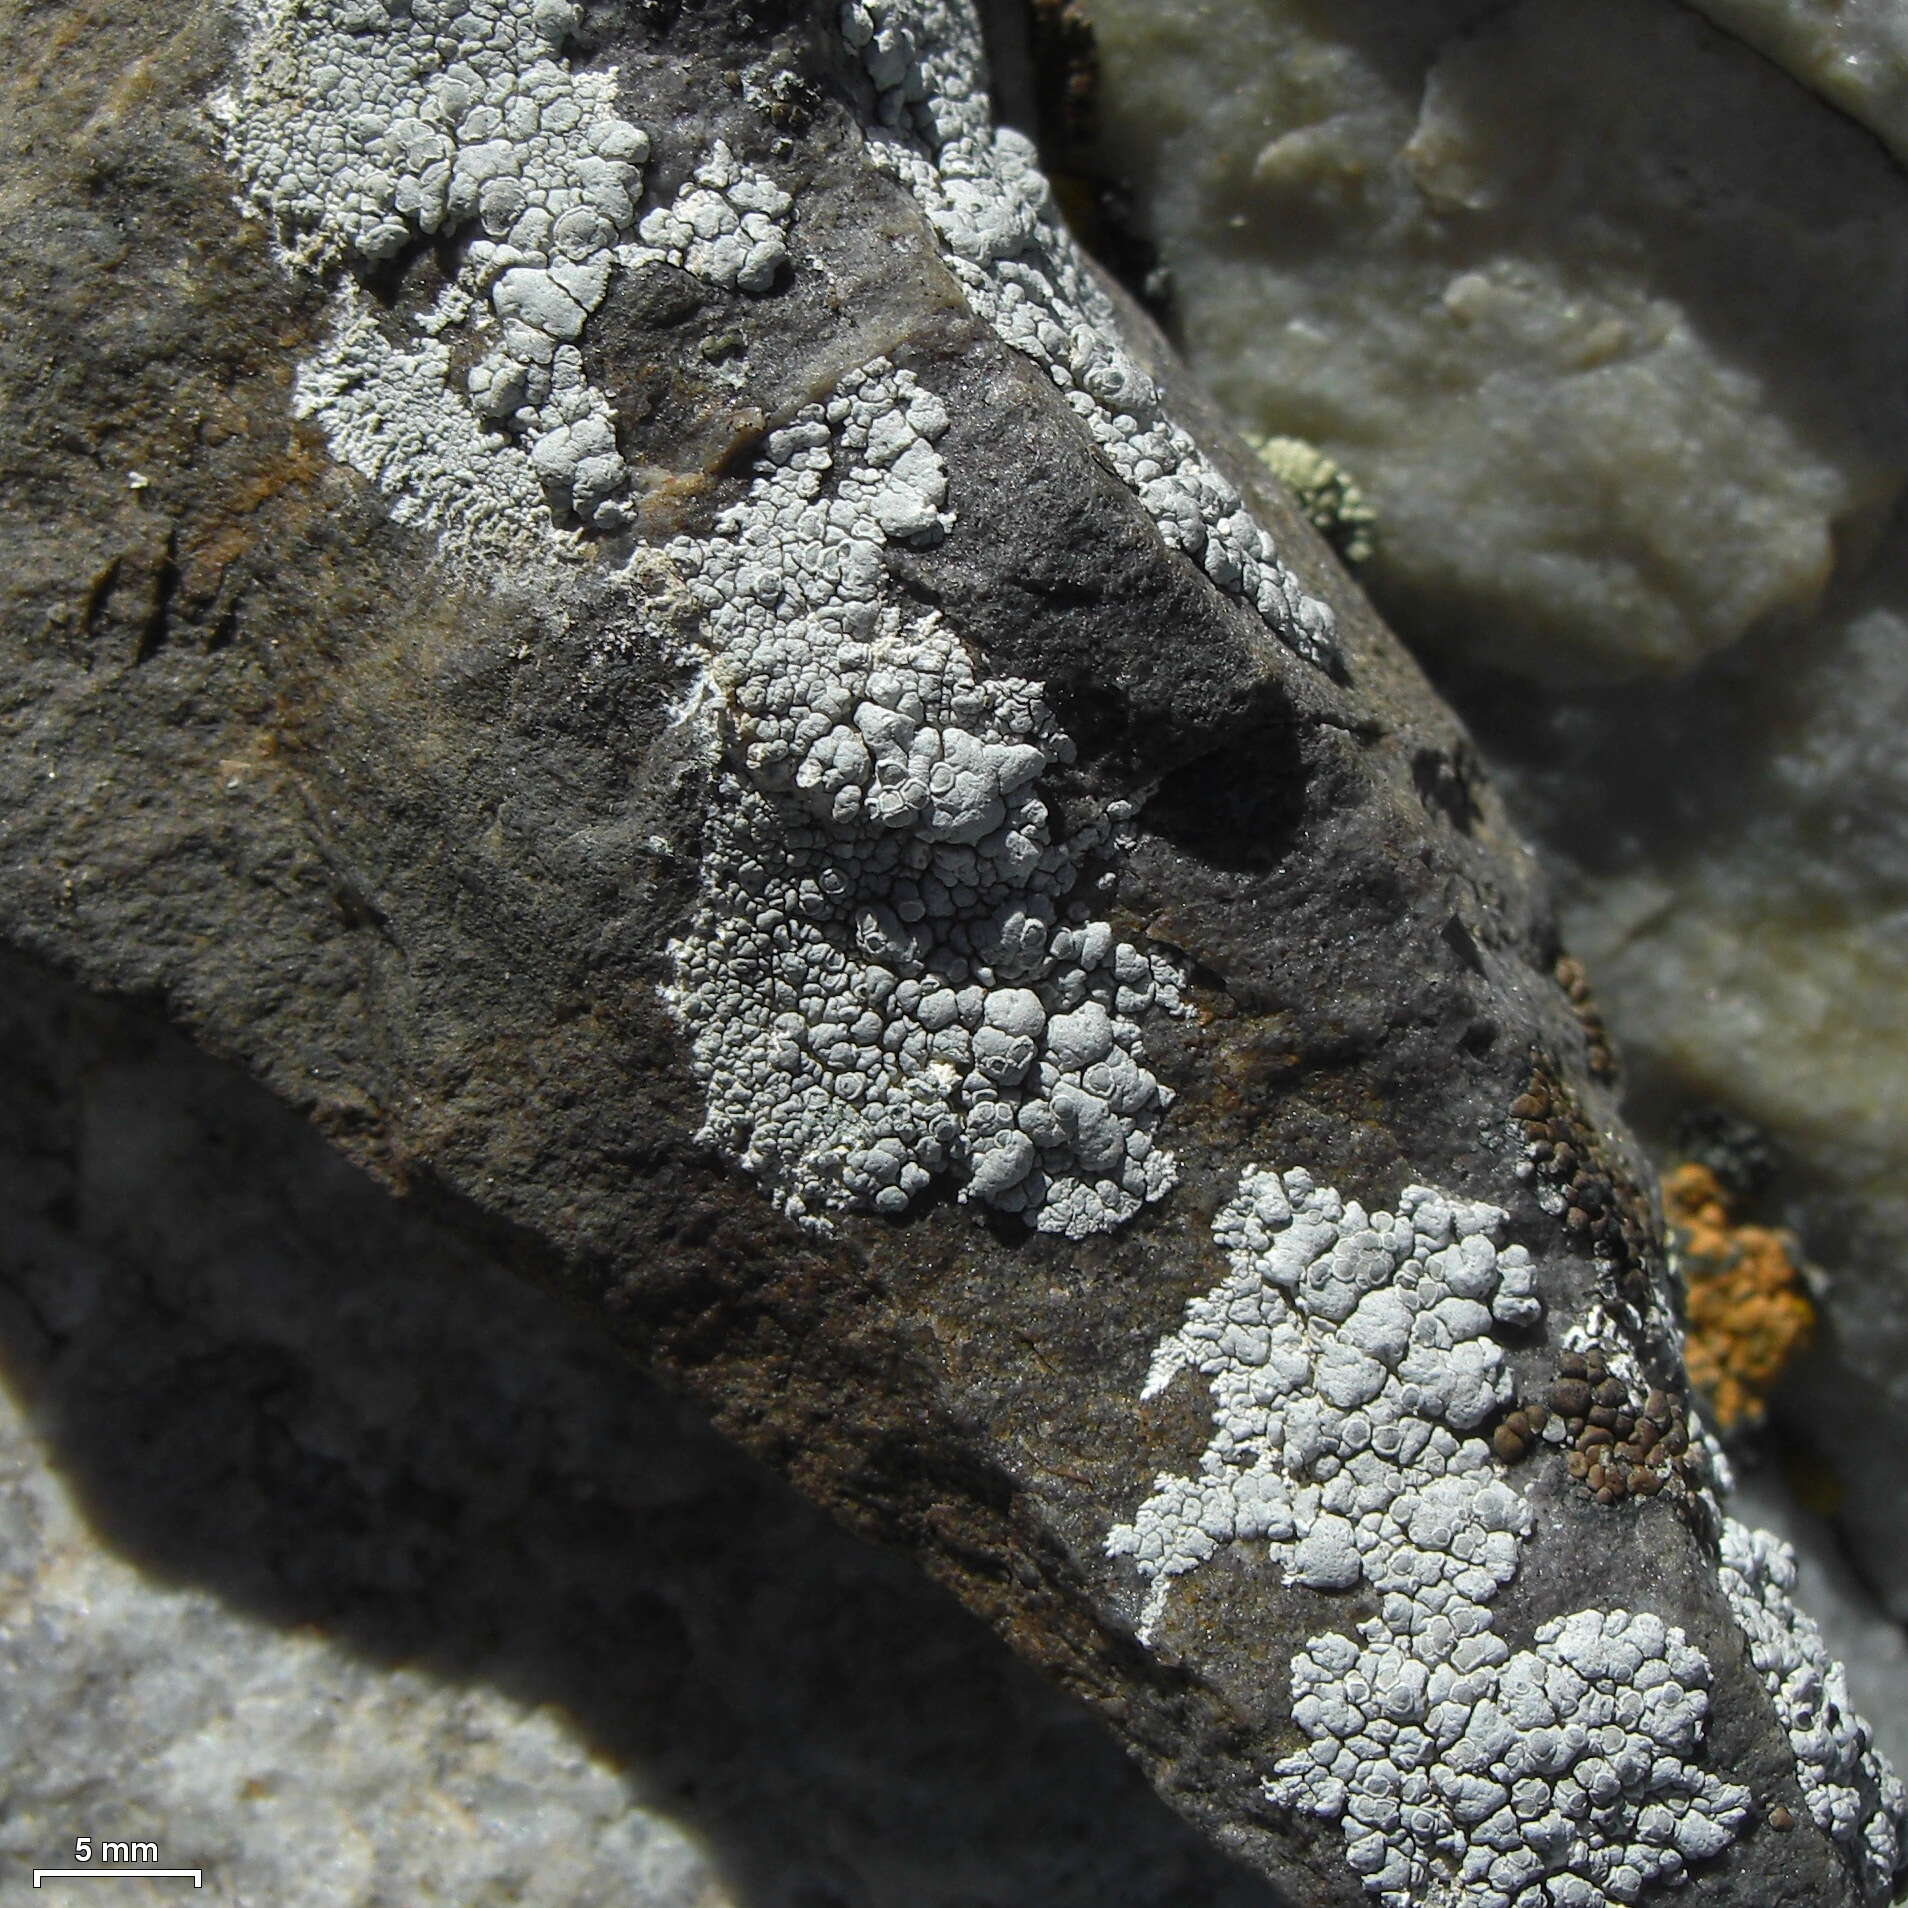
[0,953,1274,1908]
[1449,507,1908,1636]
[1083,0,1908,1782]
[1682,0,1908,166]
[1084,0,1908,681]
[0,1,1898,1904]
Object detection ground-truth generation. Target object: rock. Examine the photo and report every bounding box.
[0,0,1897,1904]
[0,952,1274,1908]
[0,1392,722,1908]
[1452,500,1908,1636]
[1731,1464,1908,1783]
[1084,0,1908,680]
[1086,0,1908,1803]
[1680,0,1908,168]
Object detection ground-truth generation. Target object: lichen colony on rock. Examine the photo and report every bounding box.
[215,0,657,535]
[214,0,793,547]
[651,0,1355,1234]
[213,0,1341,1238]
[1107,1167,1543,1638]
[1665,1162,1814,1432]
[1108,1164,1907,1907]
[1720,1519,1906,1898]
[839,0,1339,674]
[658,359,1182,1236]
[627,138,792,294]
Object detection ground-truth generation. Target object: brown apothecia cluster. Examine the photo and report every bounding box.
[1492,1345,1699,1506]
[1512,1056,1661,1314]
[1553,954,1618,1084]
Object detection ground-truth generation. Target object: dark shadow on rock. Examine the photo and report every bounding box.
[1143,701,1313,877]
[0,949,1287,1908]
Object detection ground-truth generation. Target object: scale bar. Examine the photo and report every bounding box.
[33,1873,202,1887]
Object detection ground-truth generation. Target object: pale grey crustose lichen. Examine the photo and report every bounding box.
[658,358,1183,1237]
[1719,1517,1905,1897]
[212,0,1338,1238]
[639,0,1344,1234]
[840,0,1340,675]
[1109,1165,1757,1907]
[215,0,661,536]
[214,0,792,547]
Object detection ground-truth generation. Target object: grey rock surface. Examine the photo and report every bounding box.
[0,0,1898,1904]
[1445,506,1908,1637]
[0,952,1274,1908]
[1080,0,1908,1881]
[1680,0,1908,167]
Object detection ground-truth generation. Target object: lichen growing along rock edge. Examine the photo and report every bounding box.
[1110,1163,1906,1907]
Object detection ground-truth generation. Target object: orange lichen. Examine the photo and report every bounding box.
[1665,1162,1813,1431]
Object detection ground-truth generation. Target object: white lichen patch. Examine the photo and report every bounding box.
[658,358,1180,1237]
[622,139,793,294]
[838,1,1339,674]
[1719,1517,1907,1902]
[216,0,656,534]
[215,0,641,272]
[1282,1606,1749,1908]
[216,0,790,549]
[294,288,563,568]
[1108,1167,1753,1906]
[1108,1168,1542,1636]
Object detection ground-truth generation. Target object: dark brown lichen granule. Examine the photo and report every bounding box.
[1511,1055,1662,1316]
[1491,1344,1702,1508]
[1554,953,1618,1084]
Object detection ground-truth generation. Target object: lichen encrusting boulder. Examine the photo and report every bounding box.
[0,0,1899,1903]
[657,356,1185,1236]
[1109,1164,1902,1905]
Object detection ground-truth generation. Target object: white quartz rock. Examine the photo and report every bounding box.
[1683,0,1908,168]
[1087,0,1908,680]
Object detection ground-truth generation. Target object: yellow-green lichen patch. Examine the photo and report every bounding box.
[1248,434,1376,569]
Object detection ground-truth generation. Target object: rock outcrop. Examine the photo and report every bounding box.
[1082,0,1908,683]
